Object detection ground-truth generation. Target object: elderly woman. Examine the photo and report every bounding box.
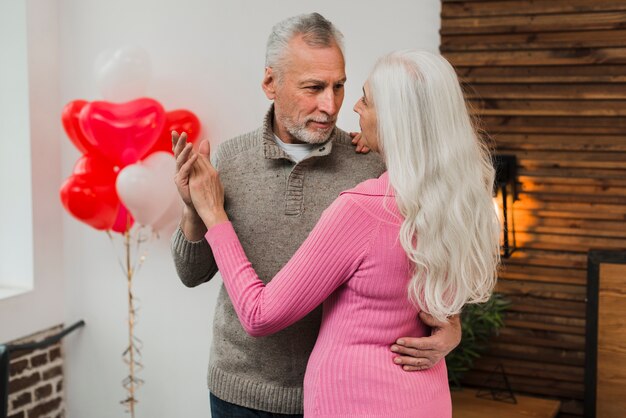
[185,51,500,418]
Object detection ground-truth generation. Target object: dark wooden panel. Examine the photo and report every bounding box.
[514,208,626,222]
[484,342,585,367]
[473,357,584,382]
[464,370,584,397]
[493,134,626,152]
[514,200,626,218]
[443,30,626,52]
[516,175,626,188]
[441,12,626,35]
[596,263,626,417]
[447,48,626,66]
[442,1,626,18]
[441,2,626,415]
[515,167,626,182]
[471,99,626,116]
[517,182,626,200]
[510,150,626,170]
[506,249,587,269]
[495,279,586,301]
[458,64,626,83]
[498,264,586,285]
[503,298,586,319]
[483,116,626,134]
[514,215,626,239]
[515,231,626,252]
[466,84,626,99]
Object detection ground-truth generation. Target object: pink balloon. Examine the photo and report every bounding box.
[78,98,165,167]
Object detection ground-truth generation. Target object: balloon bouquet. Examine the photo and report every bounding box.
[59,46,200,417]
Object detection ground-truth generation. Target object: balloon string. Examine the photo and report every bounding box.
[106,230,127,275]
[123,226,137,417]
[106,213,151,417]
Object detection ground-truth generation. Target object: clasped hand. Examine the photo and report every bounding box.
[172,131,228,229]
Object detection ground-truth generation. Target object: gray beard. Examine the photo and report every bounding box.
[282,116,334,144]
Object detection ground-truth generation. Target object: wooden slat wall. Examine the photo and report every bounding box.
[440,1,626,417]
[597,263,626,417]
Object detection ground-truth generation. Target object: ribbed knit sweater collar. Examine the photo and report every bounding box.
[342,171,394,197]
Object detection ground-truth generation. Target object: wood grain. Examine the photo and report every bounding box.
[442,1,626,18]
[596,263,626,417]
[441,12,626,35]
[451,388,560,418]
[441,2,626,416]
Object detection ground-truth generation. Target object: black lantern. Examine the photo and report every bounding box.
[493,155,518,258]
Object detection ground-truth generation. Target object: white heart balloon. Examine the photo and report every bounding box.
[151,193,183,236]
[116,152,177,227]
[95,46,151,102]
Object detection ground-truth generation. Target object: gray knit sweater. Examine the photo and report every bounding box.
[171,107,386,414]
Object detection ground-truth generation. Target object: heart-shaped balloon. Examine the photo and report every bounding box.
[79,98,165,167]
[148,109,202,155]
[111,204,135,233]
[116,152,178,227]
[95,46,152,102]
[150,193,183,236]
[61,100,95,154]
[60,155,121,230]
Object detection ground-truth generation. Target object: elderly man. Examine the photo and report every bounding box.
[171,12,461,418]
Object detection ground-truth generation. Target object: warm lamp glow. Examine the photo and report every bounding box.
[493,193,504,249]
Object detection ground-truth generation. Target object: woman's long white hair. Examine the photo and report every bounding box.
[368,50,500,322]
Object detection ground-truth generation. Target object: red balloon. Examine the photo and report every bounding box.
[60,155,121,230]
[148,109,201,155]
[111,204,134,233]
[78,98,166,167]
[61,100,94,154]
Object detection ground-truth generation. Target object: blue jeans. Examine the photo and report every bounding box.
[209,393,304,418]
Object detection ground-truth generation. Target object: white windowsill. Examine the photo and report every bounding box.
[0,286,32,301]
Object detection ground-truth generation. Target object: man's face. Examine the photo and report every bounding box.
[264,35,346,144]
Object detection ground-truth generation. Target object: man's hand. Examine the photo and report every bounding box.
[391,313,462,371]
[350,132,370,154]
[172,130,209,241]
[173,131,198,208]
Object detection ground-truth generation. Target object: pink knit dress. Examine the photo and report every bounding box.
[205,172,451,418]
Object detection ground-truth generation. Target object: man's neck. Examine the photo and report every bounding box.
[272,115,307,145]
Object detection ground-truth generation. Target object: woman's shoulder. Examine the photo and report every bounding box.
[340,171,393,198]
[332,172,402,224]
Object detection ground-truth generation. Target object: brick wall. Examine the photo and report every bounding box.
[6,325,66,418]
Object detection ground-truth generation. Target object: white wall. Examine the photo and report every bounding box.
[0,0,65,343]
[56,1,441,417]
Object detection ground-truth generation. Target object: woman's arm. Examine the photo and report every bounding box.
[205,195,376,337]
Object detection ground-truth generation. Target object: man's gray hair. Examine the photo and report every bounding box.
[265,12,344,76]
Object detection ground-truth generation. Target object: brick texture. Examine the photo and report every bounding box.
[6,325,66,418]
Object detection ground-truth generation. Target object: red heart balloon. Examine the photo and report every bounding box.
[148,109,201,155]
[111,204,135,233]
[60,155,121,230]
[79,98,166,167]
[61,100,95,154]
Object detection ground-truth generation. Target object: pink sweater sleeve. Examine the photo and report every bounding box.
[205,195,377,337]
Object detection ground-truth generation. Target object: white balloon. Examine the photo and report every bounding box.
[151,193,183,236]
[95,46,151,102]
[116,152,177,227]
